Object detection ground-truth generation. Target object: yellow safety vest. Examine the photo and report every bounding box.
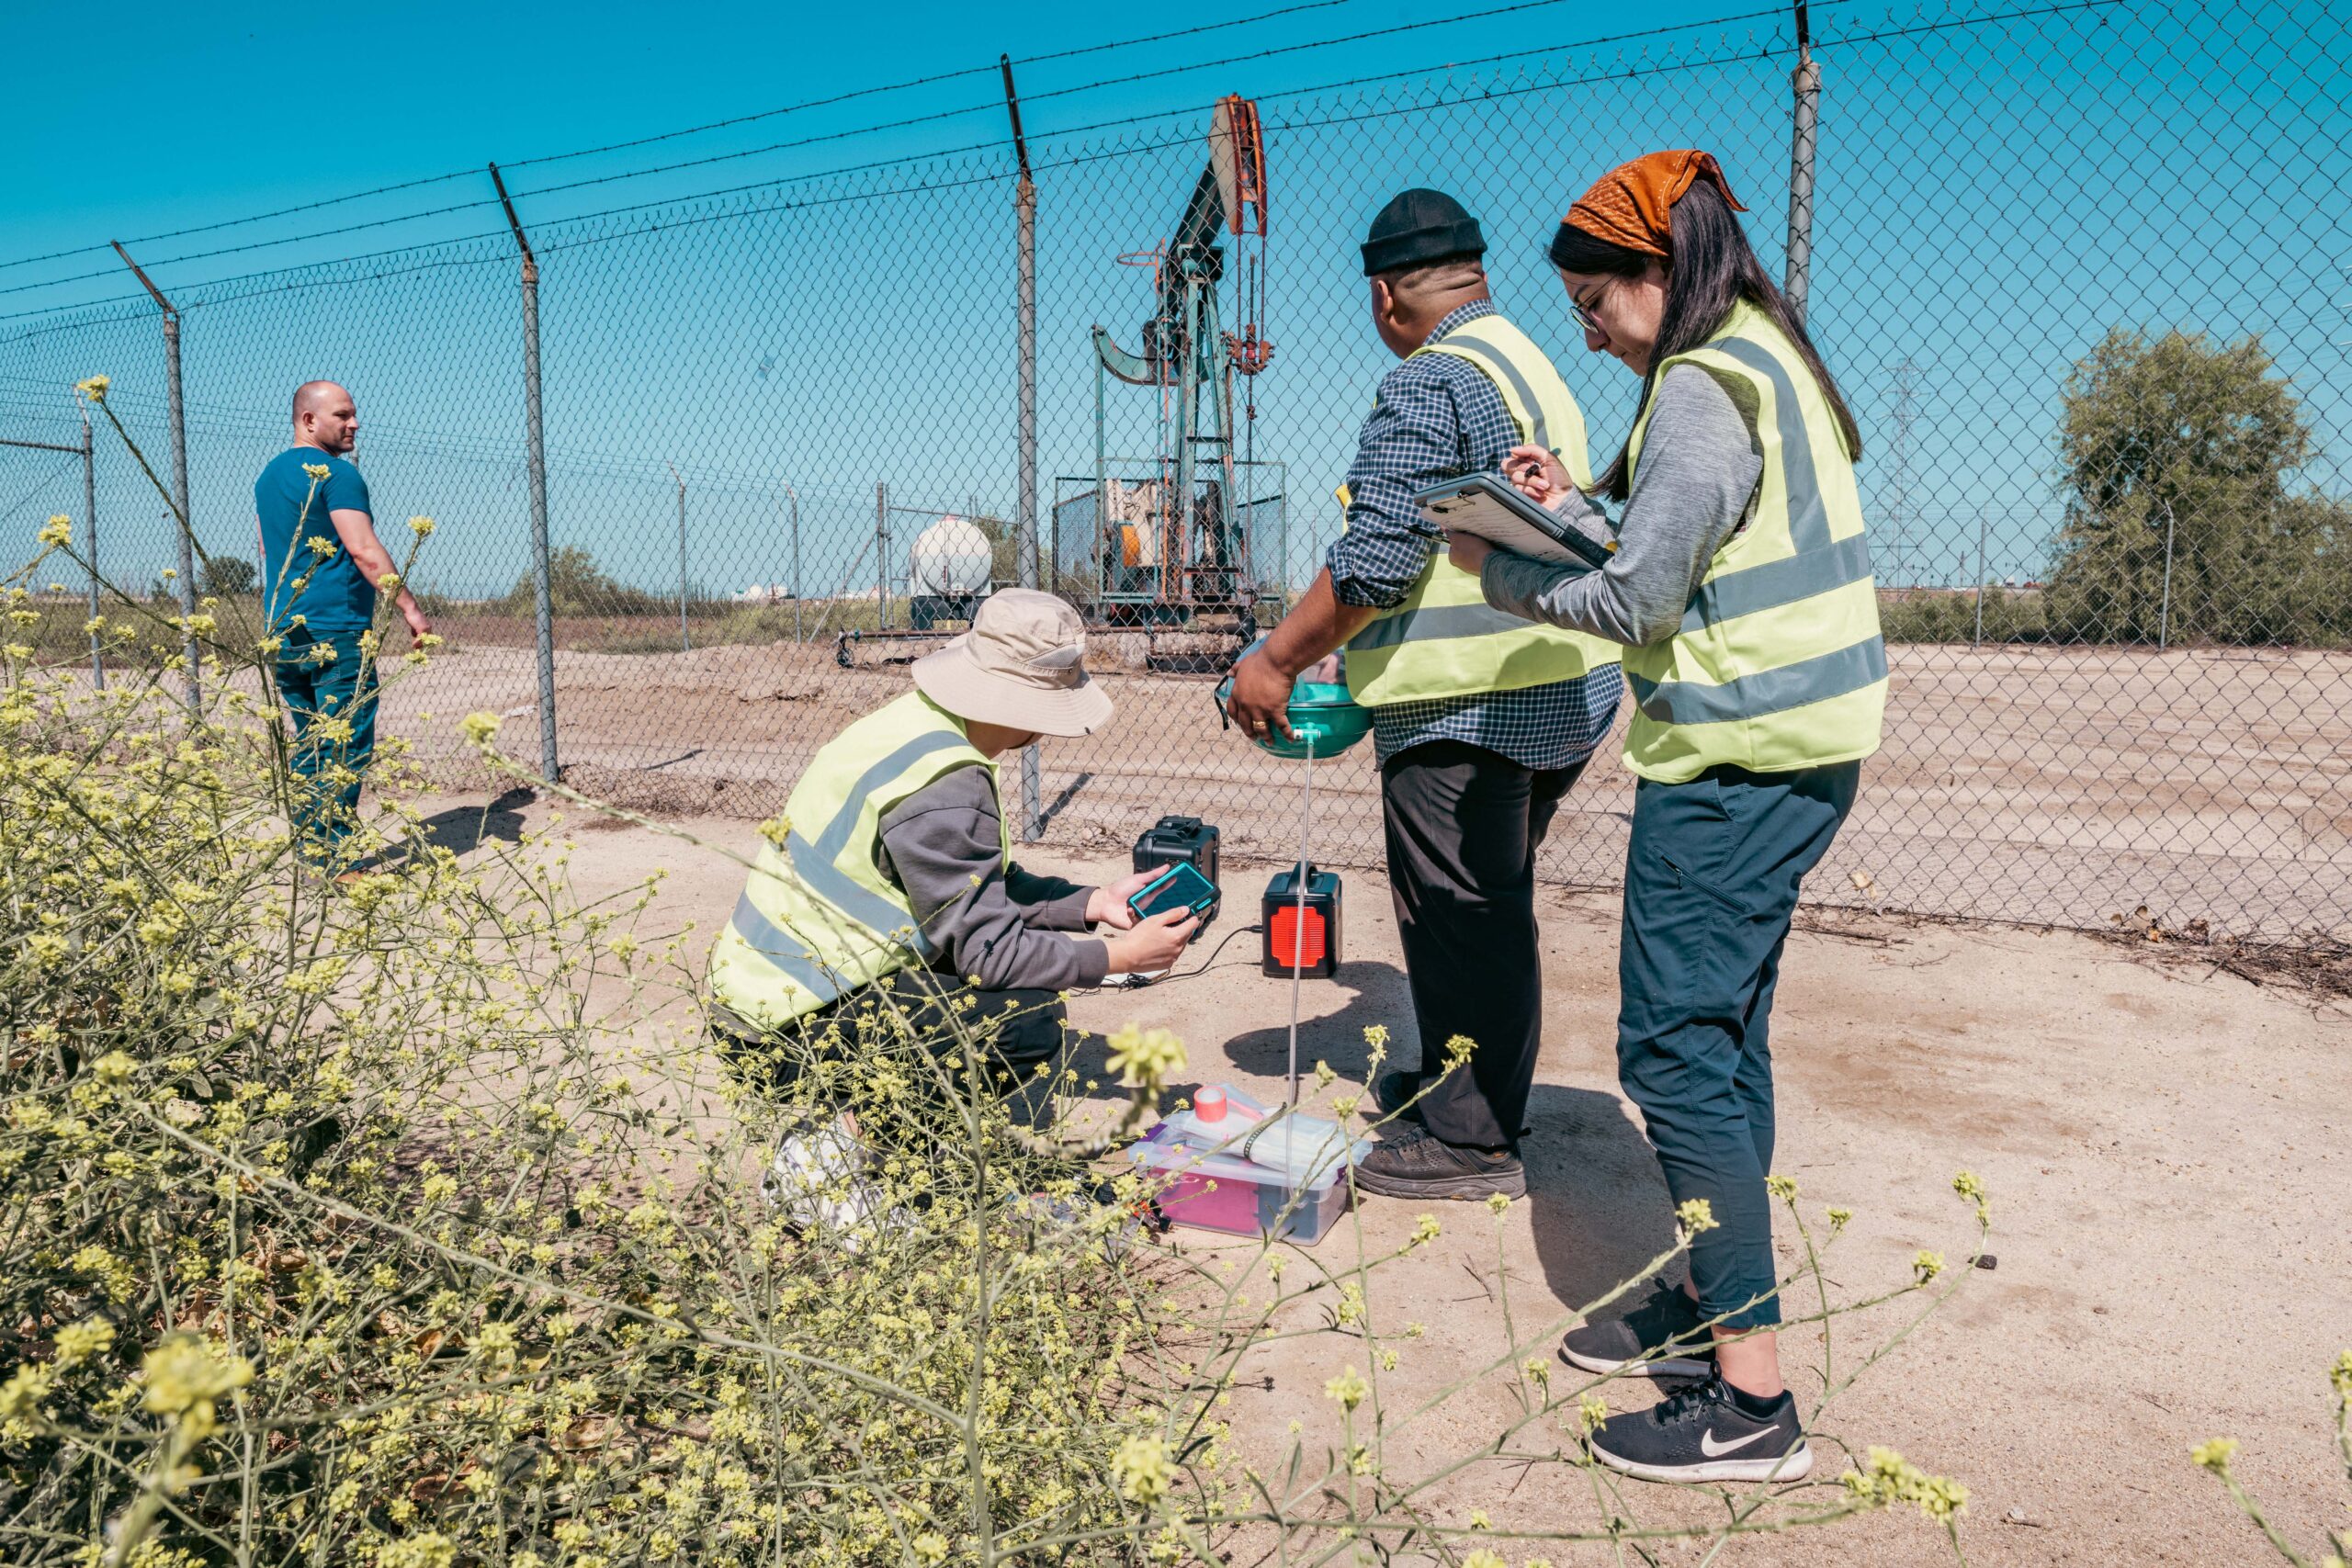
[1344,310,1621,707]
[1620,301,1886,782]
[707,691,1010,1029]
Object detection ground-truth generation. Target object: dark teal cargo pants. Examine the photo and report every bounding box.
[1617,760,1860,1330]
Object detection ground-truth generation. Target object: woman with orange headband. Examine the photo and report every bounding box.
[1448,150,1886,1485]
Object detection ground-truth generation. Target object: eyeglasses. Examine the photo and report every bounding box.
[1568,283,1609,333]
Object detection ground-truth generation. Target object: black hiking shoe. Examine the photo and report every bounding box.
[1587,1374,1812,1484]
[1560,1279,1717,1380]
[1351,1125,1525,1201]
[1368,1068,1424,1124]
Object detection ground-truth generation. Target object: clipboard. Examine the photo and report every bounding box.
[1413,472,1616,571]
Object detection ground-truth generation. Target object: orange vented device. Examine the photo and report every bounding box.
[1261,863,1340,978]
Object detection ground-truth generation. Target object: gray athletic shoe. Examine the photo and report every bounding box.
[1560,1279,1717,1379]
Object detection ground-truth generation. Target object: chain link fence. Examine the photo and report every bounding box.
[4,0,2346,939]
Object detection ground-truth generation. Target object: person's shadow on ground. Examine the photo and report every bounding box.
[356,787,533,871]
[1052,957,1679,1322]
[1209,957,1680,1313]
[1208,958,1417,1097]
[1519,1082,1684,1315]
[1040,960,1415,1142]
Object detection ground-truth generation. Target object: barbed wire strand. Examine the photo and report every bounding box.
[0,0,1360,278]
[0,0,2109,331]
[498,0,1363,173]
[0,0,1778,296]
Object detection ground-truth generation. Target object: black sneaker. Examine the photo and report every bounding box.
[1368,1068,1424,1123]
[1351,1126,1525,1201]
[1587,1375,1812,1484]
[1560,1279,1716,1380]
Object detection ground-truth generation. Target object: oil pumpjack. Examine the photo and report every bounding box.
[1059,95,1282,656]
[842,96,1283,672]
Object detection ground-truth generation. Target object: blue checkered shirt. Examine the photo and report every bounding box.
[1327,300,1623,769]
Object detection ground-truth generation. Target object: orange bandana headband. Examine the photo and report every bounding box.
[1564,150,1747,257]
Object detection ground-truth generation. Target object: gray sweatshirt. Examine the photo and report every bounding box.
[876,766,1110,991]
[1480,363,1764,647]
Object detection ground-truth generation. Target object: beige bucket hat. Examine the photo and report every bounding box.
[911,589,1114,738]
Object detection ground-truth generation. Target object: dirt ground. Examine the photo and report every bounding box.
[382,636,2352,939]
[420,786,2350,1567]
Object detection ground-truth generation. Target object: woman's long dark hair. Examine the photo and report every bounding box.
[1549,179,1861,500]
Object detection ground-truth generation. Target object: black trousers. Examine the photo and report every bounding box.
[1381,740,1586,1151]
[716,966,1074,1112]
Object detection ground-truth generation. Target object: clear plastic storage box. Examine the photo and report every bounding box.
[1126,1121,1356,1246]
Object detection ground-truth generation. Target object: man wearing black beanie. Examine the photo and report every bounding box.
[1226,190,1624,1200]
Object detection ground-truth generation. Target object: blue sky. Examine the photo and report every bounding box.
[2,0,2345,604]
[3,0,1755,303]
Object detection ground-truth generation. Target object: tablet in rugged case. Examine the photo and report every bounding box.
[1128,862,1220,923]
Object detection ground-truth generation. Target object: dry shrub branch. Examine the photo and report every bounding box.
[6,380,1997,1565]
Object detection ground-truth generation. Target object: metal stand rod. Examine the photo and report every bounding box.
[492,164,559,782]
[1286,737,1315,1112]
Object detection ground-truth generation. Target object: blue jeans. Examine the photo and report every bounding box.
[275,627,378,863]
[1616,761,1860,1331]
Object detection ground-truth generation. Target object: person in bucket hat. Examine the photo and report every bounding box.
[907,585,1114,736]
[707,588,1196,1098]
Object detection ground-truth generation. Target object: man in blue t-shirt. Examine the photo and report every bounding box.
[254,380,432,868]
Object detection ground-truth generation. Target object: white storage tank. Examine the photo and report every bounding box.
[908,515,992,628]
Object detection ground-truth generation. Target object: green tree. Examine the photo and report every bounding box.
[500,544,662,617]
[2044,328,2352,646]
[198,553,257,599]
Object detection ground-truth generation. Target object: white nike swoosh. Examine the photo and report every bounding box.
[1699,1426,1775,1458]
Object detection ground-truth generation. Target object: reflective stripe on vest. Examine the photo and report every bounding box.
[1342,311,1620,707]
[1346,599,1535,651]
[1620,303,1886,782]
[1628,637,1887,727]
[707,693,1006,1029]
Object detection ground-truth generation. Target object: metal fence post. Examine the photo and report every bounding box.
[162,312,197,710]
[110,243,198,714]
[3,425,104,684]
[1005,54,1044,842]
[1973,514,1989,647]
[787,484,802,643]
[2156,499,2177,650]
[668,460,689,651]
[492,164,559,783]
[1783,0,1820,326]
[875,481,889,629]
[83,410,101,689]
